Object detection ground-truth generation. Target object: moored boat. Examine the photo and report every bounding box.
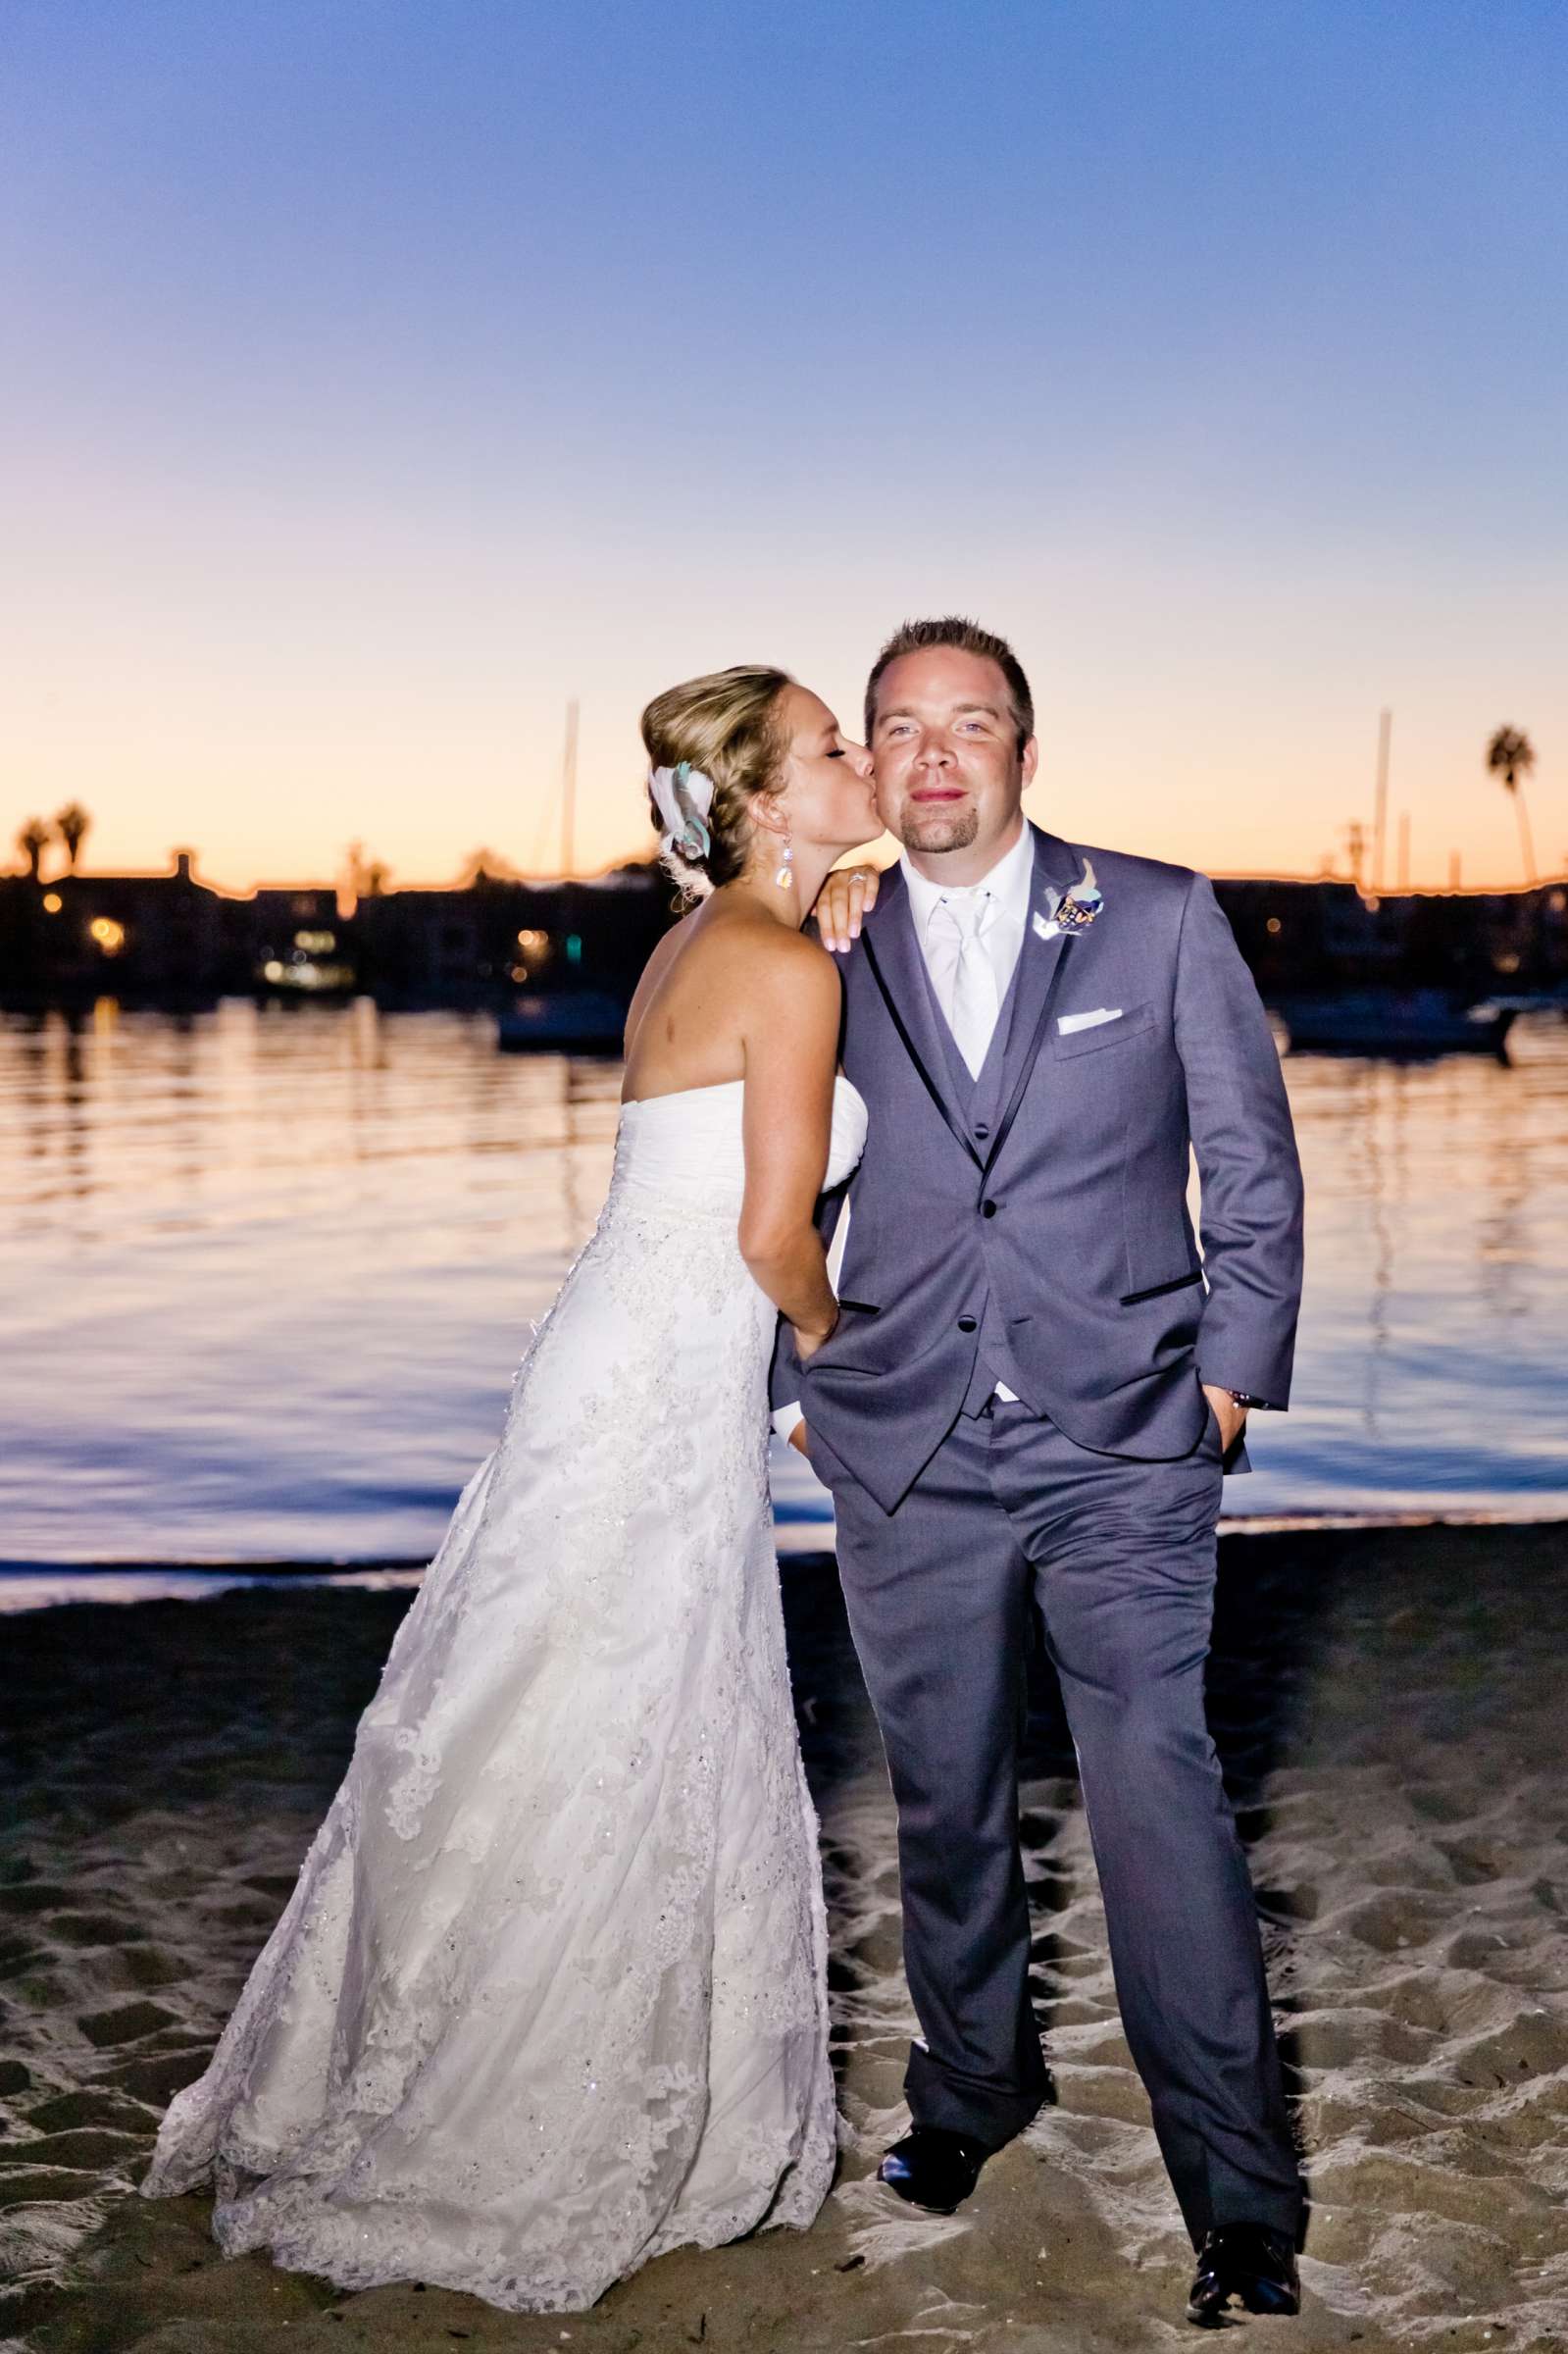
[497,990,627,1053]
[1274,989,1514,1056]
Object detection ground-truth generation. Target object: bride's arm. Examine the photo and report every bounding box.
[736,936,841,1358]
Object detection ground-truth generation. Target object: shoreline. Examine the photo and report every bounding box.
[3,1501,1568,1617]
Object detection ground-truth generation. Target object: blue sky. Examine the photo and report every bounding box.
[3,0,1564,887]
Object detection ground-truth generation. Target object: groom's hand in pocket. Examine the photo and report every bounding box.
[1201,1384,1248,1454]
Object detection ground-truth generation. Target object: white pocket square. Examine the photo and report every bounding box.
[1058,1007,1123,1035]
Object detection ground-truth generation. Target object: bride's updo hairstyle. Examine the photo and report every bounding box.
[641,664,794,897]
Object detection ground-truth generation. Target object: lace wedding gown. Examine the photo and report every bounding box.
[142,1075,868,2313]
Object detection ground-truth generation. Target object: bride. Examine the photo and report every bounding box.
[141,666,881,2312]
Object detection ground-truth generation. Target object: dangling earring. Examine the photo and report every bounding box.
[774,826,794,891]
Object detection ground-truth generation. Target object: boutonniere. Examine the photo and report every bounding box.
[1033,858,1103,943]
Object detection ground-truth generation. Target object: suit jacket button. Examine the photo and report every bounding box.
[973,1121,989,1138]
[982,1199,998,1218]
[957,1314,978,1333]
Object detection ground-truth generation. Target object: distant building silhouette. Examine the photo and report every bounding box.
[1,845,1564,1012]
[0,848,224,999]
[1212,874,1568,998]
[0,848,677,1007]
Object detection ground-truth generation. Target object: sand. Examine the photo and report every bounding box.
[4,1521,1568,2353]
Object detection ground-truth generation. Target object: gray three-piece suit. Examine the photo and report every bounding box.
[771,821,1306,2245]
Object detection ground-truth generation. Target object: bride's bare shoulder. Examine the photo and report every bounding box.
[625,905,841,1094]
[632,901,839,1029]
[693,910,840,1029]
[722,906,835,972]
[729,920,841,1033]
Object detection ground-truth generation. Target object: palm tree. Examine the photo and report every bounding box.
[54,801,90,870]
[1487,726,1538,884]
[16,818,50,881]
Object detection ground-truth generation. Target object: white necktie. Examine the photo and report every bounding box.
[931,894,999,1078]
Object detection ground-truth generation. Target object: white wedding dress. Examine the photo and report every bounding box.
[142,1074,868,2313]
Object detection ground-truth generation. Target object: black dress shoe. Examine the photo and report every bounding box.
[877,2125,987,2215]
[1187,2223,1300,2326]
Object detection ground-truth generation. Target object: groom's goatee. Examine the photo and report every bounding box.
[904,807,981,852]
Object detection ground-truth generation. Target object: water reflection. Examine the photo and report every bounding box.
[1273,1018,1568,1512]
[1,1000,1564,1566]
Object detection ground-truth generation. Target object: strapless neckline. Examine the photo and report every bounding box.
[622,1075,868,1119]
[607,1073,867,1217]
[621,1078,745,1112]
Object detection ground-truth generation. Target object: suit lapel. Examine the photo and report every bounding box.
[930,967,981,1107]
[859,866,983,1172]
[989,826,1081,1118]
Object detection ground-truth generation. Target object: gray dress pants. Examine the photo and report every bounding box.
[812,1395,1301,2247]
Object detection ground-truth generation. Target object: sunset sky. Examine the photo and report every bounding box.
[4,0,1564,894]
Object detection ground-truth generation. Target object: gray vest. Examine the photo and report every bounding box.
[913,940,1037,1416]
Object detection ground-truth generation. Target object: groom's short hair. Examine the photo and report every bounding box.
[865,617,1035,753]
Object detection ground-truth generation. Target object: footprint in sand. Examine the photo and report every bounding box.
[77,2001,181,2049]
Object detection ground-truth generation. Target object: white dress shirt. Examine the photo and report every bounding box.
[896,817,1035,1049]
[776,820,1035,1442]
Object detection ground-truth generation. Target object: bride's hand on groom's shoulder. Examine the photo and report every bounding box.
[814,864,882,953]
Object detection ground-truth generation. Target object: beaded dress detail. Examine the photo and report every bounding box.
[142,1076,869,2313]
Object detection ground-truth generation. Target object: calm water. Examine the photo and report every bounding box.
[3,998,1566,1580]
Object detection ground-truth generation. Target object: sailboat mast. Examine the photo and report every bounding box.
[560,698,580,880]
[1372,708,1391,894]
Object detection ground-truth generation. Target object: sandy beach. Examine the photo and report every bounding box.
[4,1520,1567,2353]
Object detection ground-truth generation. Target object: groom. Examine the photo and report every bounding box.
[773,617,1306,2327]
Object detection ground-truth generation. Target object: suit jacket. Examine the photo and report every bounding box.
[770,823,1305,1514]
